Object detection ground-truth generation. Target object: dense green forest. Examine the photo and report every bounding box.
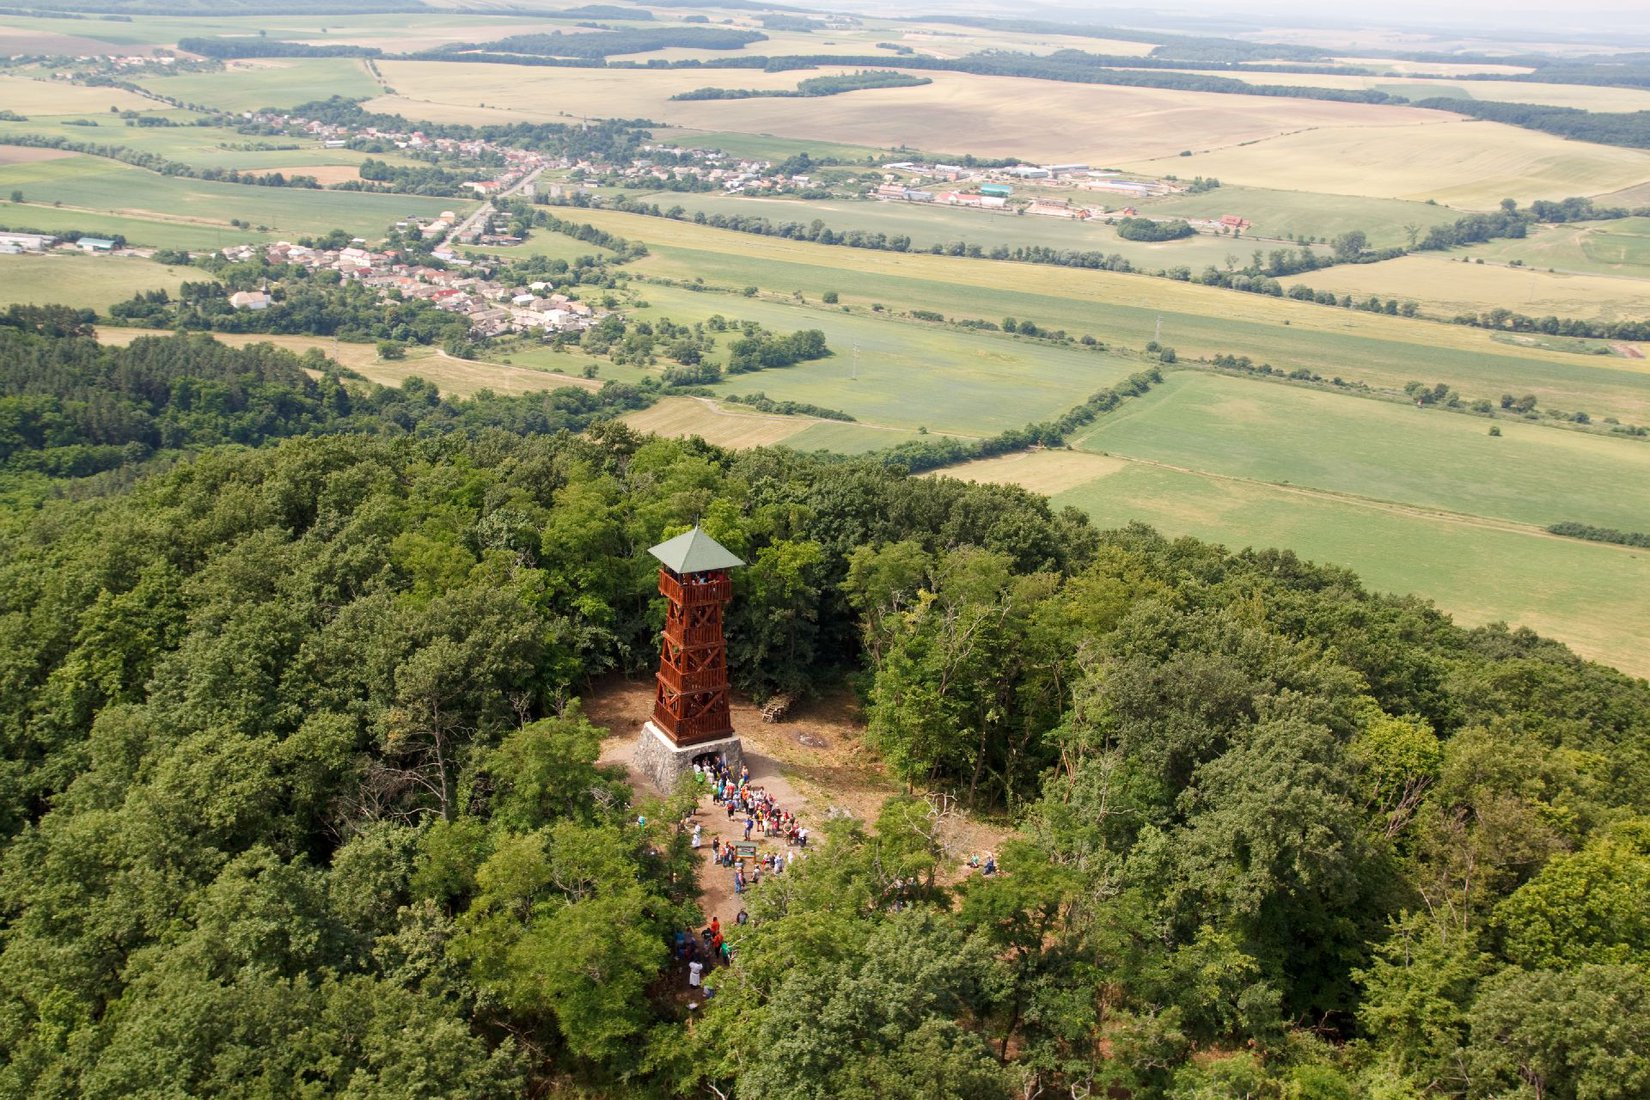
[1,321,1648,1098]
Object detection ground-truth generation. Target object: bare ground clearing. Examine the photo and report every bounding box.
[586,676,1012,931]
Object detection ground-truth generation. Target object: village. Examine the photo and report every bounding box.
[866,160,1249,233]
[216,236,604,339]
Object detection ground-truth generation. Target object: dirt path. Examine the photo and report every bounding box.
[585,676,1012,930]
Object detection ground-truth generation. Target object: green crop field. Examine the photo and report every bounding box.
[0,116,426,176]
[0,155,472,243]
[1045,461,1650,679]
[570,208,1650,422]
[0,253,189,311]
[628,283,1145,436]
[1071,372,1650,531]
[1137,184,1463,250]
[1298,253,1650,325]
[620,191,1251,271]
[0,200,268,250]
[132,59,383,112]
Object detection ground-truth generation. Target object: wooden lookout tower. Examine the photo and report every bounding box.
[635,527,746,788]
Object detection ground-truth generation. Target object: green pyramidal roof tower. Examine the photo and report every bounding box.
[647,526,745,574]
[636,525,747,790]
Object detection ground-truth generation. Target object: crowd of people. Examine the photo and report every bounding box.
[676,752,812,989]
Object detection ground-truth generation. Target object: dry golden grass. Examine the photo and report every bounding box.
[926,449,1130,495]
[355,351,601,396]
[255,164,364,185]
[0,74,156,114]
[98,327,389,369]
[1299,254,1650,325]
[374,61,1450,164]
[1131,119,1650,207]
[623,396,815,448]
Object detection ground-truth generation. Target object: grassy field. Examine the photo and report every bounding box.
[0,116,428,175]
[134,58,383,112]
[0,155,471,243]
[1133,119,1650,208]
[1298,253,1650,324]
[1071,372,1650,531]
[1457,217,1650,277]
[628,283,1145,436]
[1041,460,1650,678]
[0,253,189,310]
[373,61,1448,166]
[570,207,1650,422]
[0,74,156,114]
[0,201,269,250]
[620,191,1256,271]
[1138,184,1462,250]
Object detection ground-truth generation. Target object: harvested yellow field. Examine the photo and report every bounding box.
[0,74,156,114]
[374,61,844,121]
[1132,119,1650,207]
[623,396,815,448]
[1338,58,1536,76]
[926,449,1130,495]
[251,164,366,185]
[97,328,388,370]
[1176,70,1650,112]
[1298,255,1650,325]
[374,61,1450,163]
[356,352,601,397]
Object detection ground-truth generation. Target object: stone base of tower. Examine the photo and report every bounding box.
[633,720,743,794]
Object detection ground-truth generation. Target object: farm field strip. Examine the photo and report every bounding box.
[1132,119,1650,207]
[0,154,472,241]
[570,207,1650,421]
[373,61,1454,166]
[1068,372,1650,532]
[621,396,818,449]
[1040,460,1650,678]
[1169,69,1650,112]
[621,191,1258,270]
[1295,252,1650,324]
[0,253,189,311]
[628,283,1142,436]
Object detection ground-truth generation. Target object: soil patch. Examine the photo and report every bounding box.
[584,675,1015,931]
[0,146,78,166]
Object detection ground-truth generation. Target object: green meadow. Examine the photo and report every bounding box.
[571,207,1650,422]
[630,283,1145,436]
[1462,216,1650,275]
[1138,184,1464,250]
[0,115,425,174]
[621,190,1251,270]
[0,253,190,310]
[0,200,265,250]
[1050,461,1650,679]
[0,155,471,242]
[133,58,383,112]
[1072,371,1650,531]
